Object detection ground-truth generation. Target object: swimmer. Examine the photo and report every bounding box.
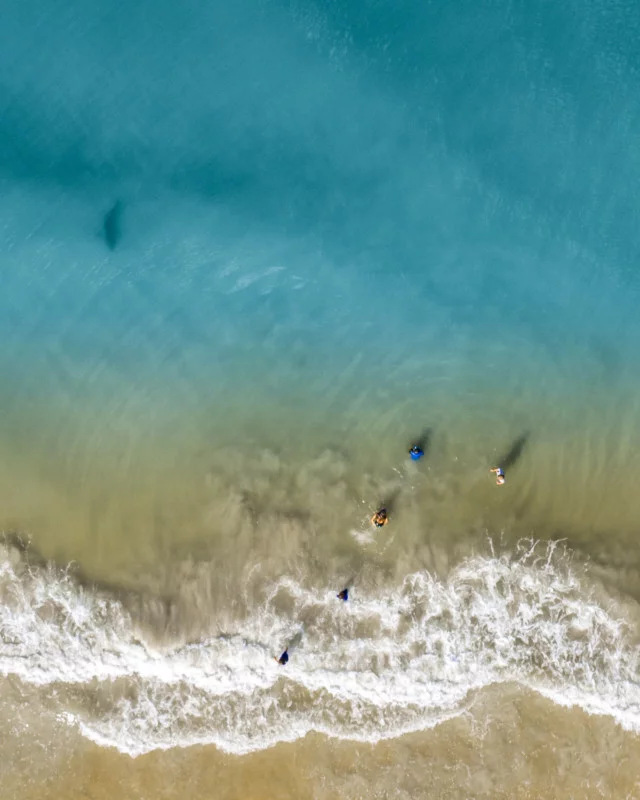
[337,588,349,602]
[490,467,506,485]
[409,444,424,461]
[371,508,389,528]
[275,649,289,666]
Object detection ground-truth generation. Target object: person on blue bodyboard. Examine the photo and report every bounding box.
[408,428,432,461]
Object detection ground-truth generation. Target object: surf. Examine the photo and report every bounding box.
[1,538,638,757]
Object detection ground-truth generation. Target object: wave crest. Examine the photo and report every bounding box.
[0,539,638,756]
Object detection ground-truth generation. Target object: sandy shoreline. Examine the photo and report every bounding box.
[3,685,639,800]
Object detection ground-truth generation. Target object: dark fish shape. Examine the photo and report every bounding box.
[103,201,123,250]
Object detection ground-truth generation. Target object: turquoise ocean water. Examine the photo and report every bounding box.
[2,0,640,794]
[2,0,640,511]
[2,0,640,571]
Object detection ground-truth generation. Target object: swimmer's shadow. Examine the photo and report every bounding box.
[379,488,401,515]
[496,433,530,472]
[411,427,433,456]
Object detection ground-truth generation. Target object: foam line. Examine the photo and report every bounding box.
[1,541,638,756]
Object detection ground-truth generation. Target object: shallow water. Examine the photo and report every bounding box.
[2,0,640,796]
[3,688,640,799]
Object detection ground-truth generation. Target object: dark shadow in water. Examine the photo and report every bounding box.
[496,432,530,472]
[3,532,173,619]
[410,427,433,456]
[379,488,401,516]
[5,531,49,570]
[103,200,123,250]
[343,574,357,590]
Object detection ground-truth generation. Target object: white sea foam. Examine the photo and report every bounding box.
[349,527,375,545]
[0,541,639,756]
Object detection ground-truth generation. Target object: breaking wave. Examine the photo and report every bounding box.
[0,539,638,756]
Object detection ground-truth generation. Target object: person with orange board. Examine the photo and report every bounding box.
[371,508,389,528]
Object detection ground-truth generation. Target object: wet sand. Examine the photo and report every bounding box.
[2,685,639,800]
